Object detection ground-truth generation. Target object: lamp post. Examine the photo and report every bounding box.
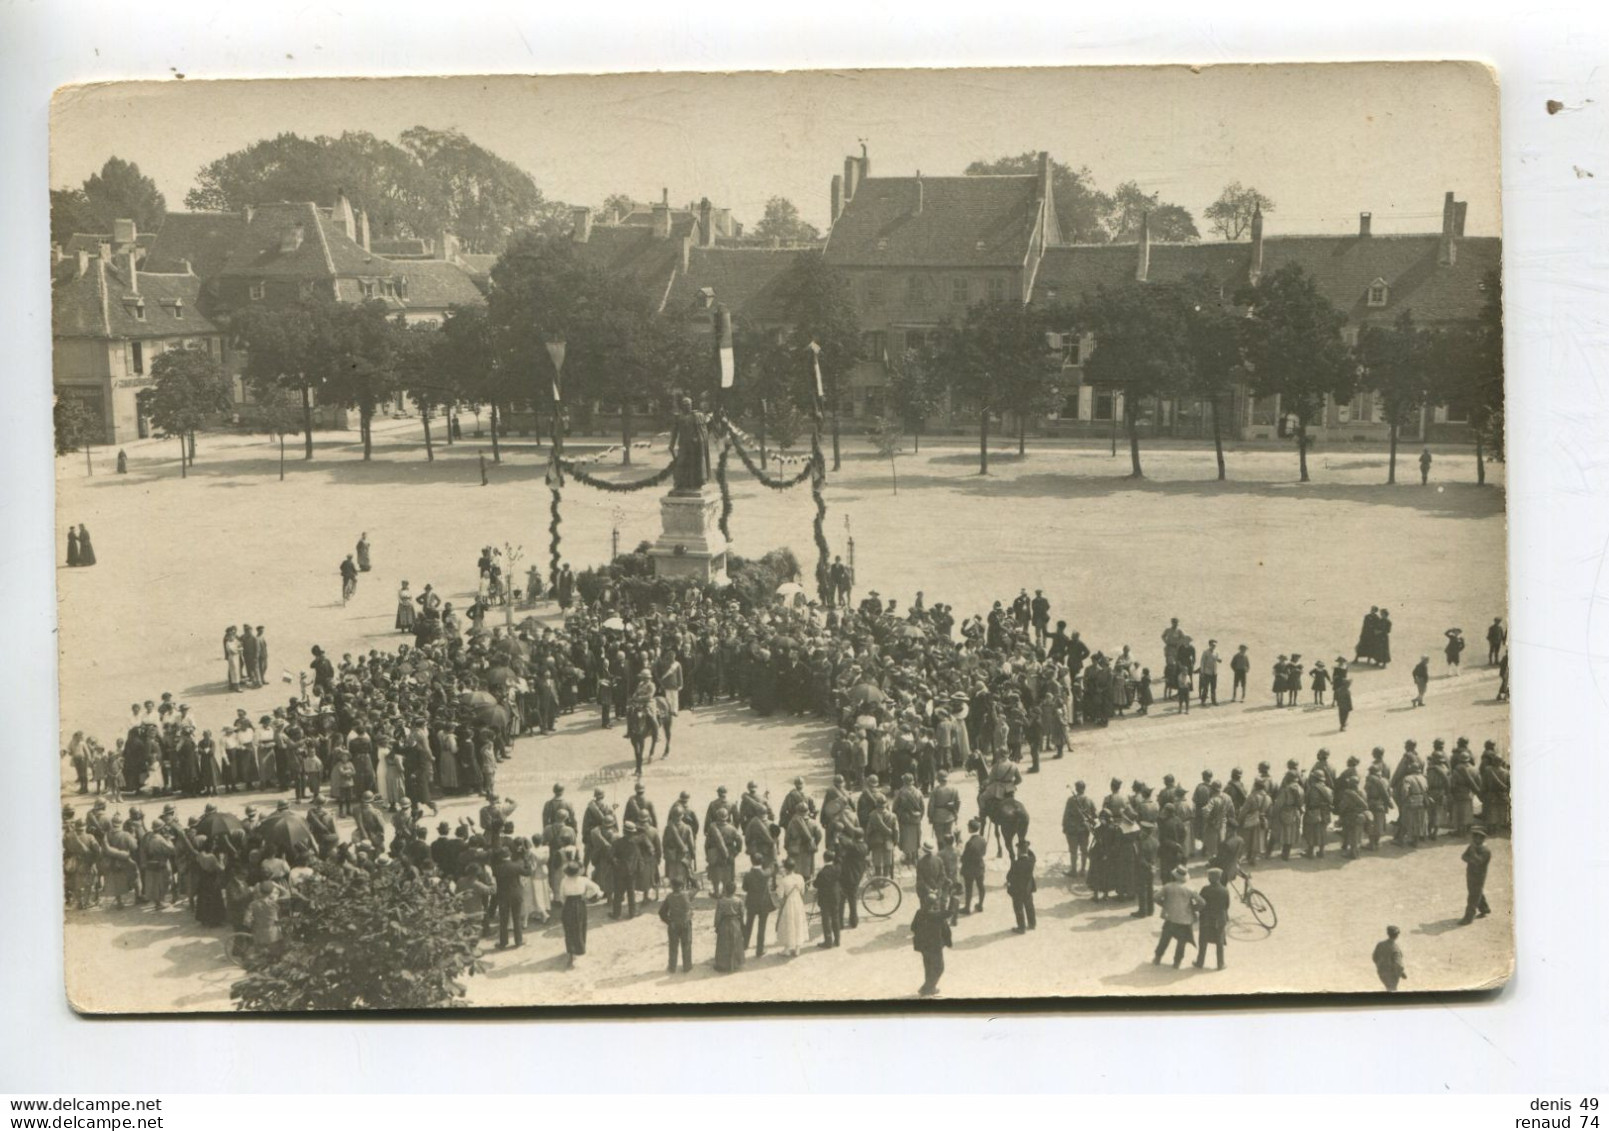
[611,505,626,563]
[544,337,567,459]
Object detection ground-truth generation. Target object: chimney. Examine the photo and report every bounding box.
[356,208,371,252]
[699,197,713,247]
[281,223,305,253]
[112,218,137,248]
[51,244,64,266]
[122,250,139,294]
[437,231,460,261]
[1439,190,1458,266]
[98,241,112,263]
[681,232,693,273]
[830,174,843,224]
[1249,204,1264,284]
[1454,201,1468,237]
[243,204,254,225]
[75,249,90,278]
[652,192,671,239]
[844,155,860,203]
[571,206,593,243]
[333,188,354,238]
[1136,211,1151,282]
[860,141,870,180]
[914,172,924,215]
[1037,150,1052,202]
[1358,212,1372,238]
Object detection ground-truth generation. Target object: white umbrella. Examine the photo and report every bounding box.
[602,616,626,631]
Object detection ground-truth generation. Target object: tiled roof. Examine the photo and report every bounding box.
[218,202,397,280]
[62,233,111,256]
[397,259,486,310]
[667,246,814,322]
[141,211,246,278]
[569,215,698,297]
[1031,235,1499,325]
[823,175,1044,268]
[371,237,429,257]
[52,258,219,340]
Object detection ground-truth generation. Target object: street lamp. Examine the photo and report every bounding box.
[544,336,566,456]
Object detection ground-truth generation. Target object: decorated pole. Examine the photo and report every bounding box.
[544,336,567,591]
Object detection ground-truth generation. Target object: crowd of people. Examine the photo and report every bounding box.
[61,556,1511,993]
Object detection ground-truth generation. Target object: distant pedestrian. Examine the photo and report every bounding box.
[1460,829,1492,924]
[659,877,694,972]
[1193,868,1230,970]
[356,532,372,572]
[911,903,953,997]
[1333,658,1353,731]
[116,449,128,474]
[1411,656,1430,707]
[1444,628,1466,676]
[1419,446,1433,485]
[1486,617,1506,665]
[1006,840,1037,933]
[479,452,489,486]
[67,526,81,567]
[77,524,96,567]
[1372,925,1406,991]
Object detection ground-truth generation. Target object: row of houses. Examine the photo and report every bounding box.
[53,148,1498,446]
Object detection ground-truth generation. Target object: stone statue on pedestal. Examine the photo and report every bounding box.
[668,396,712,493]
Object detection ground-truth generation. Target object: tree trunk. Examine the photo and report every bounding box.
[1297,417,1311,482]
[1387,422,1399,484]
[1127,396,1143,478]
[301,385,314,459]
[489,404,502,463]
[444,413,455,445]
[913,426,921,454]
[1475,430,1486,485]
[831,404,842,471]
[188,431,197,462]
[178,435,187,478]
[890,455,898,495]
[621,402,633,465]
[1211,394,1226,481]
[1018,412,1026,456]
[361,403,374,461]
[422,407,435,462]
[979,410,990,475]
[279,433,285,481]
[759,401,769,470]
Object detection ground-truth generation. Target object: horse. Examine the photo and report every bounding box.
[625,698,660,771]
[979,791,1031,861]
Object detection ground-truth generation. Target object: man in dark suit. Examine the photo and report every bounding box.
[1194,868,1231,970]
[814,853,843,948]
[659,878,694,972]
[1461,830,1493,924]
[492,847,531,949]
[741,855,774,956]
[1006,840,1038,933]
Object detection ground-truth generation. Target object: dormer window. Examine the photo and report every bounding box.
[171,299,184,320]
[132,299,146,322]
[1366,278,1389,307]
[249,282,265,301]
[360,279,376,298]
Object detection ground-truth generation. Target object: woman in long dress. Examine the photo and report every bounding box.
[224,627,242,692]
[518,836,551,925]
[77,524,96,566]
[395,583,416,632]
[380,745,407,809]
[66,527,80,567]
[558,861,601,966]
[713,884,746,972]
[773,858,808,956]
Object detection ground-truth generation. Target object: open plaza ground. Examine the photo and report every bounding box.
[56,419,1512,1010]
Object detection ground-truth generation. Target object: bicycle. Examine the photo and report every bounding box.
[341,575,357,606]
[801,869,901,919]
[1231,869,1277,930]
[1038,850,1087,897]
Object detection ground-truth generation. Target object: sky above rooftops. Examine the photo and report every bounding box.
[51,62,1499,239]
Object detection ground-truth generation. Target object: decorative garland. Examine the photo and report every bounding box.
[725,429,816,490]
[716,442,734,543]
[548,486,563,590]
[560,459,676,494]
[810,432,831,602]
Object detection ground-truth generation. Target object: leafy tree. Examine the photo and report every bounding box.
[1078,283,1193,478]
[776,255,859,468]
[1180,273,1245,481]
[54,397,93,455]
[230,860,485,1011]
[232,298,343,460]
[187,128,553,253]
[1237,263,1355,482]
[1102,182,1199,243]
[144,346,234,474]
[50,188,96,246]
[731,327,796,469]
[321,301,404,460]
[255,386,304,481]
[1204,182,1276,241]
[867,414,903,494]
[889,348,943,452]
[395,319,456,462]
[1355,309,1429,484]
[966,153,1112,244]
[752,196,820,243]
[439,304,519,462]
[81,157,166,233]
[1468,268,1505,481]
[926,299,1060,475]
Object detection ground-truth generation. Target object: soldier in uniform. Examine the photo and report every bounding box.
[927,770,962,846]
[704,809,741,896]
[1365,764,1394,850]
[1275,771,1305,861]
[1238,779,1272,863]
[1303,771,1333,858]
[1063,780,1097,875]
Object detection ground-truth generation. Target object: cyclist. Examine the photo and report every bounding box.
[339,554,359,605]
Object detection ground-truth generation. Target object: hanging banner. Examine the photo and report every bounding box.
[716,304,735,389]
[808,340,824,399]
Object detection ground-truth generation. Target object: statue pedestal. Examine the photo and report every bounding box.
[649,485,728,585]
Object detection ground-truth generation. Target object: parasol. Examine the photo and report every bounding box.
[256,810,316,854]
[855,714,879,730]
[896,624,927,640]
[603,616,626,631]
[194,810,243,843]
[847,682,887,707]
[484,665,516,689]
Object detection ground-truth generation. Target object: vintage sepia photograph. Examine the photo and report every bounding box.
[49,63,1510,1013]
